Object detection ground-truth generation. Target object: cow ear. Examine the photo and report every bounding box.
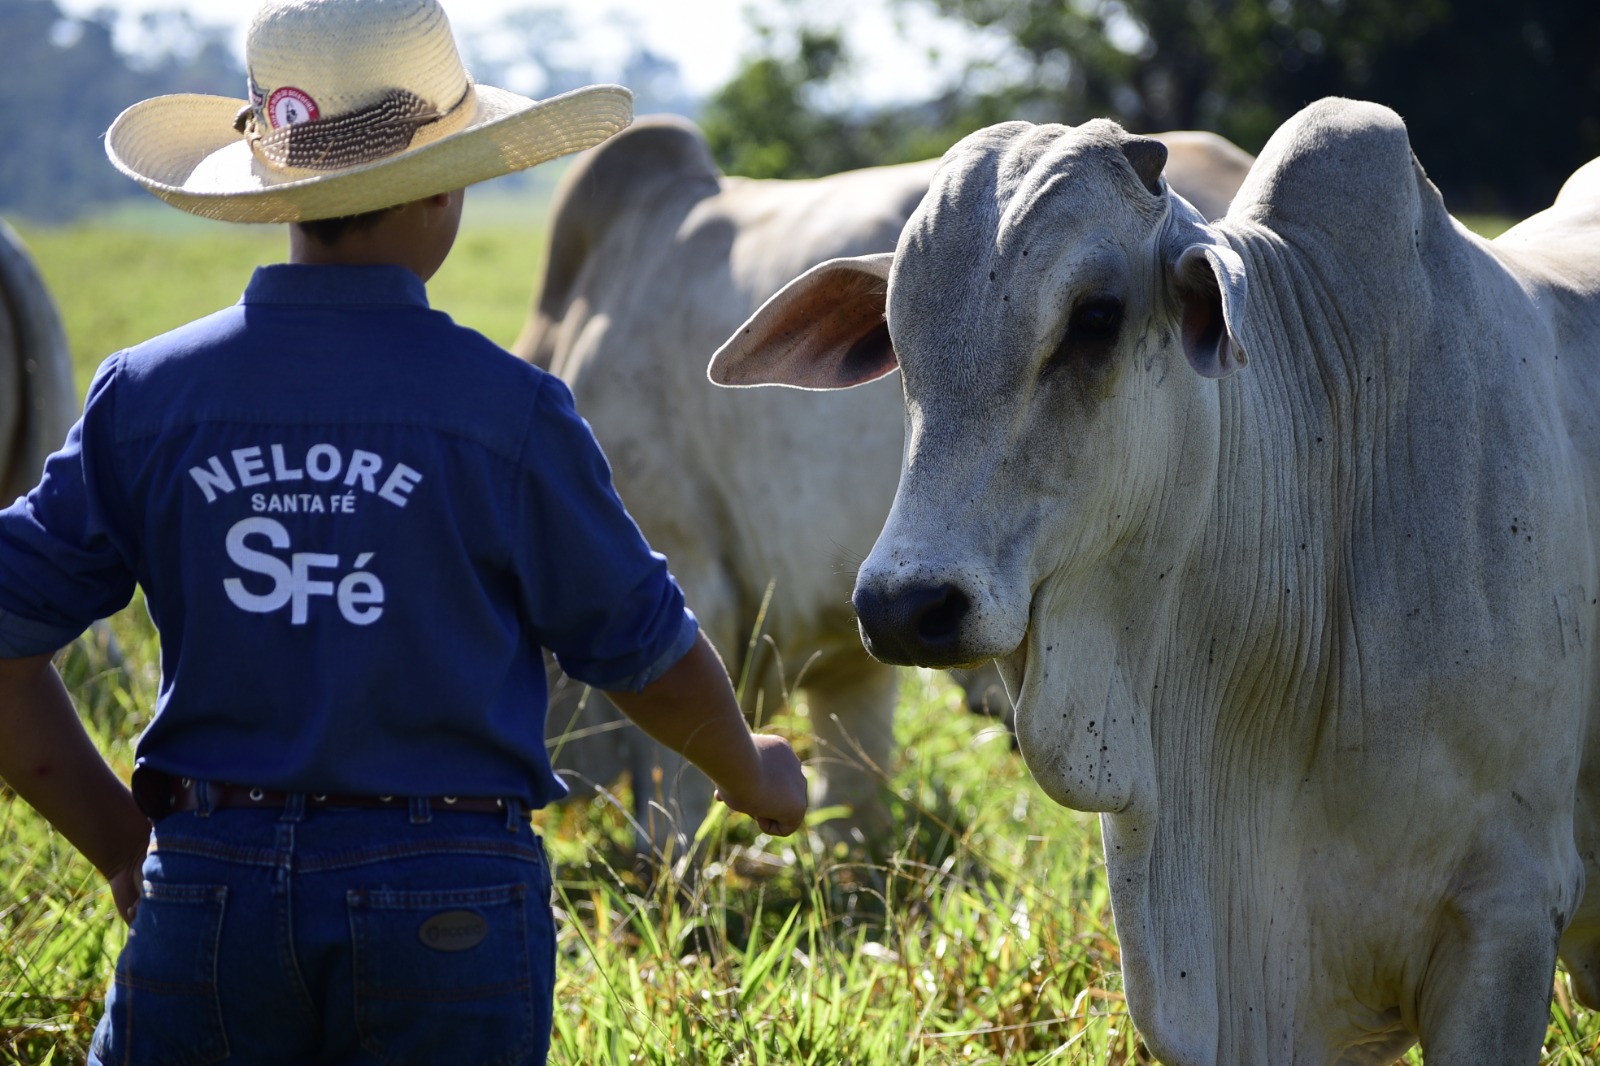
[709,253,899,390]
[1172,240,1248,379]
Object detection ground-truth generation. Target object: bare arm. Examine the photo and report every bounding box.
[605,632,807,836]
[0,652,151,922]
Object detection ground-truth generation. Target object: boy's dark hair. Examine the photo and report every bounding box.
[295,205,399,246]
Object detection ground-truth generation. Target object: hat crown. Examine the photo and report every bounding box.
[246,0,468,130]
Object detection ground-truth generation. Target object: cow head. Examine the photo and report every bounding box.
[710,119,1249,814]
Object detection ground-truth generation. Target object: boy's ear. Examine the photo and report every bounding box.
[709,253,898,390]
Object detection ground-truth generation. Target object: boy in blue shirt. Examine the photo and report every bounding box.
[0,1,807,1062]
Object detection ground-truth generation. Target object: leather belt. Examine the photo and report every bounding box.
[167,778,509,815]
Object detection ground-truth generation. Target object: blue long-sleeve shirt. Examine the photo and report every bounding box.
[0,263,696,806]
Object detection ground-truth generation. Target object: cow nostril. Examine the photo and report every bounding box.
[854,580,976,667]
[915,584,971,645]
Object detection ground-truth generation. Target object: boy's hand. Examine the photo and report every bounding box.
[0,653,153,927]
[714,733,808,836]
[107,856,143,926]
[606,634,810,836]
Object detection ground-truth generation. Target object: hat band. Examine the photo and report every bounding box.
[242,83,473,172]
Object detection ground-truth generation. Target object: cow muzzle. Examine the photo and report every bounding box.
[852,570,1026,670]
[853,580,975,668]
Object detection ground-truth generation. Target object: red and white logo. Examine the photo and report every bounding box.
[267,86,319,129]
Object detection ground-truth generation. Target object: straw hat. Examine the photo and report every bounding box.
[105,0,633,224]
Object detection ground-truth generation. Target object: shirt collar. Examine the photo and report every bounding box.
[241,264,431,309]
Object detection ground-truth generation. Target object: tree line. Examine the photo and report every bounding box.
[1,0,240,221]
[4,0,1597,222]
[701,0,1600,216]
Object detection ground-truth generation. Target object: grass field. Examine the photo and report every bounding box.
[2,198,1597,1064]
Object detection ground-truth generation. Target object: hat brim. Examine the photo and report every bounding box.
[105,83,633,223]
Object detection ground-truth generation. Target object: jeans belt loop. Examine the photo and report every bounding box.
[408,795,432,825]
[281,791,307,824]
[195,779,212,818]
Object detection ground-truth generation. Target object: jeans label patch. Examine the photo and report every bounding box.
[418,910,489,952]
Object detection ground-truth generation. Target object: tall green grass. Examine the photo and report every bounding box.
[4,202,1599,1065]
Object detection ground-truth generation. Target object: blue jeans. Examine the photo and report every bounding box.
[89,792,555,1066]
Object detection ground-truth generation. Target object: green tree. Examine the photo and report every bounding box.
[920,0,1454,139]
[700,12,1009,180]
[702,27,857,178]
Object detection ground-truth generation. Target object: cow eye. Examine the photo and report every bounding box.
[1047,295,1124,375]
[1069,297,1123,340]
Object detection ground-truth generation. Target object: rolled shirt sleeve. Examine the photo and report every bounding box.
[518,377,698,692]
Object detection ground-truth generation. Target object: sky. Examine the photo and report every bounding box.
[52,0,1011,104]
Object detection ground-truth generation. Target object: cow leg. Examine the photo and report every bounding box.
[544,660,625,803]
[544,659,712,862]
[611,569,740,862]
[626,732,715,864]
[1412,867,1569,1065]
[800,657,900,850]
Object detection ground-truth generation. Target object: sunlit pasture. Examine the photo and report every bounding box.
[2,199,1593,1064]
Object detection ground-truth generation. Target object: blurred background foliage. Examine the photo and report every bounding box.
[702,0,1600,215]
[3,0,1598,222]
[1,0,240,221]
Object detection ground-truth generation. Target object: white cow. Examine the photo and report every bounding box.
[517,115,1251,854]
[0,220,75,505]
[710,98,1600,1063]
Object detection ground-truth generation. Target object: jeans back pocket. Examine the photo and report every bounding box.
[102,882,229,1066]
[349,881,549,1066]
